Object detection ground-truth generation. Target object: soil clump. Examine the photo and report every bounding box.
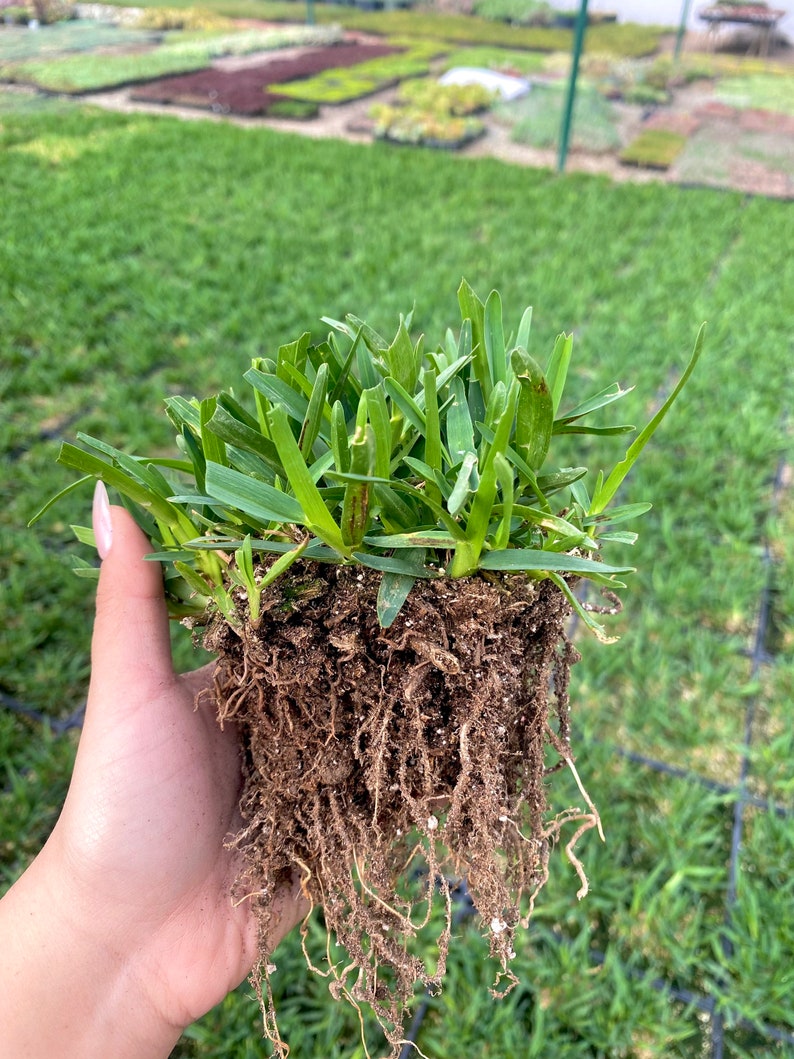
[204,563,584,1055]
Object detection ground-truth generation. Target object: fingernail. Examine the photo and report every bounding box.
[92,480,113,560]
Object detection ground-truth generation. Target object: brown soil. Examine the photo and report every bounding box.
[203,562,588,1057]
[130,41,402,115]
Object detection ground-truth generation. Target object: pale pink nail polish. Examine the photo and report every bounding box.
[92,480,113,559]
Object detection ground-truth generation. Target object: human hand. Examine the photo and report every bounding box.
[0,484,306,1058]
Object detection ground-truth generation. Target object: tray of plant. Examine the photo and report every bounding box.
[40,281,703,1058]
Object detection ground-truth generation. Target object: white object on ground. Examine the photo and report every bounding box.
[439,67,531,101]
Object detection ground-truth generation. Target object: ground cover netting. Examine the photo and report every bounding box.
[1,92,792,1057]
[131,40,402,114]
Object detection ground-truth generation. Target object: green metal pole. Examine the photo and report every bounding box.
[674,0,693,66]
[306,0,315,25]
[557,0,589,174]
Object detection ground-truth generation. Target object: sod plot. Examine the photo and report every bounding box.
[0,24,345,94]
[131,40,402,115]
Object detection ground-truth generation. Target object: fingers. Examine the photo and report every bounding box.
[90,482,175,698]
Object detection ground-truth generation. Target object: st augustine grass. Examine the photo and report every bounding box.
[1,90,793,1057]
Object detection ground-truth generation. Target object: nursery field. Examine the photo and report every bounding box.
[1,91,793,1057]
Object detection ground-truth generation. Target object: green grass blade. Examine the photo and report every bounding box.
[267,404,349,555]
[200,397,227,468]
[457,278,490,402]
[179,426,208,493]
[384,377,426,436]
[57,442,188,531]
[513,347,553,470]
[387,480,466,540]
[173,559,214,599]
[446,376,476,463]
[206,405,282,479]
[479,548,633,579]
[447,451,479,517]
[373,483,418,533]
[352,551,434,577]
[537,467,588,494]
[28,475,92,527]
[422,369,442,505]
[582,501,652,527]
[165,395,201,433]
[590,323,705,515]
[546,571,618,643]
[557,382,634,424]
[260,536,310,589]
[484,288,507,387]
[244,368,309,424]
[70,524,96,547]
[363,385,392,479]
[403,457,452,501]
[341,425,375,548]
[364,530,458,548]
[451,381,519,575]
[356,340,381,389]
[554,423,635,437]
[204,461,304,525]
[75,434,176,499]
[330,400,350,473]
[217,391,261,432]
[546,332,573,416]
[511,503,595,547]
[325,331,364,408]
[276,332,310,383]
[434,353,474,394]
[492,452,514,550]
[516,305,533,353]
[299,361,330,458]
[385,318,421,394]
[377,547,427,628]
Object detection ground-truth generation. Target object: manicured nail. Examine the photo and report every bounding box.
[92,480,113,560]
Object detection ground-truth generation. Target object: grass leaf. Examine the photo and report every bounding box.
[376,547,427,628]
[591,324,705,515]
[267,404,350,555]
[545,332,573,416]
[204,462,304,525]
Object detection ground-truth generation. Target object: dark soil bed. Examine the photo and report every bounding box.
[130,41,403,115]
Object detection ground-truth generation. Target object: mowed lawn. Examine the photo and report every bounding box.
[1,91,793,1057]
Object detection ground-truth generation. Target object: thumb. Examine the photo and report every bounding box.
[90,481,175,696]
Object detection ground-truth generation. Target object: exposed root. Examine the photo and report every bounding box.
[204,564,594,1057]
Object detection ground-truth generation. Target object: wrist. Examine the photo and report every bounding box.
[0,841,185,1059]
